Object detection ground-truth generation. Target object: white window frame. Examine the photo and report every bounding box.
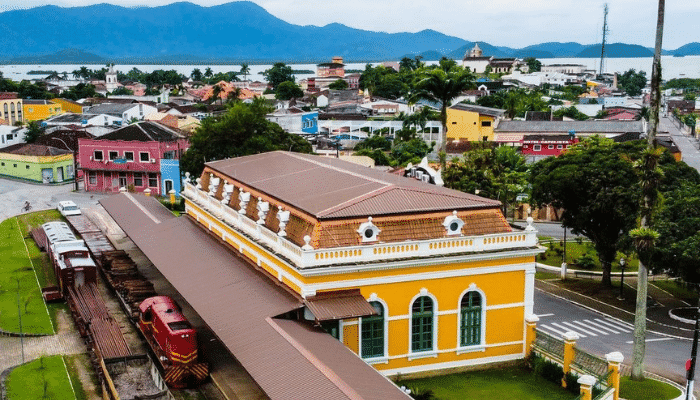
[108,150,119,161]
[93,150,103,161]
[359,294,389,364]
[533,144,541,151]
[548,144,555,149]
[408,289,438,360]
[456,284,487,354]
[139,152,150,162]
[124,151,134,162]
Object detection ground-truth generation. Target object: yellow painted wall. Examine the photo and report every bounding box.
[187,198,531,374]
[23,102,63,122]
[51,99,83,114]
[0,99,23,125]
[446,108,496,142]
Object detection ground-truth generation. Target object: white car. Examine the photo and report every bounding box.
[57,201,81,216]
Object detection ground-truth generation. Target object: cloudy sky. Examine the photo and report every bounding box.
[1,0,696,49]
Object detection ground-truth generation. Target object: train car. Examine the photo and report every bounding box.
[42,221,97,295]
[138,296,208,388]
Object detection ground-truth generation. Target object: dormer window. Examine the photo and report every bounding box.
[357,217,380,243]
[443,211,464,236]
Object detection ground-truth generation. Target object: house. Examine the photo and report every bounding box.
[520,134,580,162]
[667,99,695,115]
[145,112,201,133]
[462,43,528,74]
[0,93,23,125]
[446,103,505,142]
[307,57,362,92]
[493,120,646,146]
[23,99,63,121]
[51,98,85,114]
[0,125,28,148]
[83,103,158,123]
[0,143,74,183]
[541,64,588,75]
[43,113,123,127]
[101,151,541,399]
[266,109,319,134]
[78,121,189,196]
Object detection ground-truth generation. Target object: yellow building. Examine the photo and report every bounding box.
[51,98,84,114]
[181,151,541,376]
[446,103,504,142]
[23,99,63,122]
[0,98,23,125]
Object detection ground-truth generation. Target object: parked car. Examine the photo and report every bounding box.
[57,200,81,216]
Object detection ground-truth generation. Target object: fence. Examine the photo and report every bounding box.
[531,329,618,400]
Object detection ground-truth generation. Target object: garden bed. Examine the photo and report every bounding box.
[537,239,638,272]
[398,365,578,400]
[5,356,76,400]
[619,376,682,400]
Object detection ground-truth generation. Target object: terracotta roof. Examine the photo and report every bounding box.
[99,193,410,400]
[0,143,71,156]
[304,289,377,321]
[495,120,644,134]
[206,152,501,220]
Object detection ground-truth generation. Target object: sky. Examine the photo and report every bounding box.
[1,0,697,49]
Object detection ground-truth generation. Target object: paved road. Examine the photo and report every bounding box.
[661,113,700,172]
[534,289,694,387]
[0,178,109,221]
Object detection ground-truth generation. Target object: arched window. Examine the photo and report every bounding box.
[411,296,434,352]
[361,301,384,358]
[460,291,482,346]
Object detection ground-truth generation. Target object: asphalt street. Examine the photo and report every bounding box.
[534,289,695,386]
[0,178,109,221]
[662,114,700,172]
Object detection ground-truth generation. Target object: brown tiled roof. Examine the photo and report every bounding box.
[99,193,410,400]
[304,289,377,321]
[205,152,501,220]
[0,143,71,156]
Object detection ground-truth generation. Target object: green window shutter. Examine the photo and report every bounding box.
[411,296,434,352]
[361,301,384,358]
[460,292,482,346]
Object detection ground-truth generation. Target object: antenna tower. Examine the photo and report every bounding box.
[599,3,609,78]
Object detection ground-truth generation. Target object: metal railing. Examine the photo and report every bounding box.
[573,348,610,377]
[533,330,565,360]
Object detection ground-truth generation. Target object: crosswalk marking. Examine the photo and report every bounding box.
[561,321,597,336]
[595,319,632,333]
[540,324,567,336]
[571,320,609,335]
[539,317,635,339]
[586,319,621,334]
[551,322,586,338]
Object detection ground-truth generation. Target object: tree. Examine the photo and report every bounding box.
[180,99,312,178]
[390,138,434,166]
[109,86,133,96]
[263,62,295,91]
[191,68,203,81]
[240,63,250,83]
[411,65,475,170]
[62,83,97,100]
[524,57,542,72]
[24,121,43,143]
[530,137,642,286]
[204,67,213,79]
[275,81,304,100]
[618,69,648,97]
[328,79,349,90]
[553,106,590,121]
[631,0,665,382]
[210,84,223,104]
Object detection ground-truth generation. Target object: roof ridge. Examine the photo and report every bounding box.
[285,152,391,186]
[136,122,154,141]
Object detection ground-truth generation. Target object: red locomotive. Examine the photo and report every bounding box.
[138,296,208,388]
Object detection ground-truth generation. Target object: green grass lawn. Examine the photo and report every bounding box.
[537,239,638,272]
[6,356,77,400]
[651,280,699,304]
[619,376,681,400]
[0,211,62,334]
[399,366,577,400]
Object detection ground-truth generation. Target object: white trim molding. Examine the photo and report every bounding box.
[381,353,525,376]
[408,289,439,357]
[358,296,389,362]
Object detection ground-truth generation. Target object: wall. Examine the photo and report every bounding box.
[0,152,73,183]
[51,99,83,114]
[0,99,23,125]
[160,159,182,196]
[23,102,63,122]
[301,112,319,134]
[446,108,495,141]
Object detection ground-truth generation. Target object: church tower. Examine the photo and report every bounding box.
[105,65,118,93]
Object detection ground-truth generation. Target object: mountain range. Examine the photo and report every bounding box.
[0,1,698,64]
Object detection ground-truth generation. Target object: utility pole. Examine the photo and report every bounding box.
[599,3,609,78]
[686,296,700,400]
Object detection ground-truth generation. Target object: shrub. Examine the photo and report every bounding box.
[575,253,597,270]
[530,353,564,385]
[564,372,580,394]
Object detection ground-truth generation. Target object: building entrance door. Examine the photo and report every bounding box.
[56,167,64,182]
[42,168,53,183]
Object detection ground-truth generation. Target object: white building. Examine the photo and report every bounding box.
[0,126,27,149]
[44,113,123,127]
[83,103,158,122]
[105,65,119,93]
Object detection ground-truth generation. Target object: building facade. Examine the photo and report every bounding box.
[521,134,579,162]
[181,151,541,376]
[0,143,73,183]
[446,104,505,142]
[79,121,189,196]
[23,100,63,121]
[0,93,23,125]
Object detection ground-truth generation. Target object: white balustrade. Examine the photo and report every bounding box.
[182,183,538,269]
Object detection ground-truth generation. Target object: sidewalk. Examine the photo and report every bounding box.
[536,274,695,339]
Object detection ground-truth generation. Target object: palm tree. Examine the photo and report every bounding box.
[412,66,475,170]
[240,63,250,86]
[210,84,223,105]
[631,0,665,382]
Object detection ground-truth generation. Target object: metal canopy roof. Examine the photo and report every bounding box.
[100,193,410,400]
[304,289,378,322]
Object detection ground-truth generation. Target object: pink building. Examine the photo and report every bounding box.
[521,134,579,160]
[78,121,189,196]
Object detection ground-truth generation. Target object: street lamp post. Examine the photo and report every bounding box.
[50,137,79,191]
[618,257,626,300]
